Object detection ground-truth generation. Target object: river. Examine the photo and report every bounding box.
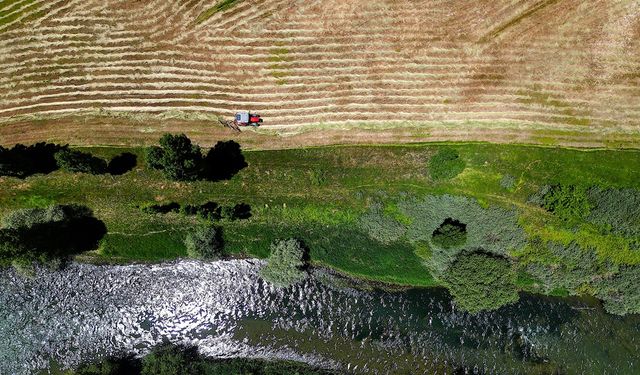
[0,260,638,374]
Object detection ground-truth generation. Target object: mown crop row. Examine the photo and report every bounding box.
[1,0,639,133]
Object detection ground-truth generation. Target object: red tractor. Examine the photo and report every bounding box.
[234,111,263,127]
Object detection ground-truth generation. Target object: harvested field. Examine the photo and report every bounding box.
[1,0,639,146]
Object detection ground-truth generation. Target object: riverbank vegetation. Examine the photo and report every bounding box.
[70,343,340,375]
[1,137,640,314]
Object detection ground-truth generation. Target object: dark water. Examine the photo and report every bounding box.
[0,260,638,374]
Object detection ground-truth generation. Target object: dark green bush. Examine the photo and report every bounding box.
[55,149,108,174]
[595,266,640,315]
[431,218,467,249]
[399,195,526,275]
[587,187,640,236]
[428,148,465,180]
[539,184,591,224]
[146,134,203,181]
[442,251,519,313]
[260,239,308,287]
[184,225,224,260]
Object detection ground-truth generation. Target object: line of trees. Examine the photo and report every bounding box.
[73,343,340,375]
[0,142,137,178]
[146,134,247,181]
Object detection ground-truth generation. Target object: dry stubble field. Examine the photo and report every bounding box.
[0,0,639,148]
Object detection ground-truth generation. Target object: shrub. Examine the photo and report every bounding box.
[428,148,465,180]
[500,174,517,190]
[260,239,307,287]
[141,344,199,375]
[146,134,203,181]
[2,204,66,229]
[0,142,66,178]
[525,241,605,295]
[595,266,640,315]
[399,195,526,275]
[587,187,640,236]
[442,251,519,313]
[184,225,224,260]
[431,218,467,249]
[146,146,165,170]
[202,140,248,181]
[107,152,137,175]
[55,149,108,174]
[539,184,591,224]
[357,203,407,244]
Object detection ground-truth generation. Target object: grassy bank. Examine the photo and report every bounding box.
[2,143,640,296]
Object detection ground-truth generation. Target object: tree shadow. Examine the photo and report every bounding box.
[201,140,248,181]
[108,152,137,175]
[0,142,67,178]
[17,205,107,260]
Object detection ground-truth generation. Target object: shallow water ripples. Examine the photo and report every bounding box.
[0,260,639,374]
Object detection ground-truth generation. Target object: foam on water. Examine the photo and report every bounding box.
[0,260,638,374]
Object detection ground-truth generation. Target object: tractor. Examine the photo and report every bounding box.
[234,111,263,127]
[222,111,263,132]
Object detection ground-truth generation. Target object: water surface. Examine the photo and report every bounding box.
[0,260,638,374]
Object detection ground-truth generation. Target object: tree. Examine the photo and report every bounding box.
[146,134,203,181]
[429,148,465,180]
[260,239,308,287]
[184,225,224,260]
[431,218,467,249]
[55,149,107,174]
[202,140,248,181]
[442,251,519,313]
[141,344,200,375]
[541,184,590,225]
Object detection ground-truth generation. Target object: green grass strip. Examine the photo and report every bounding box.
[195,0,242,24]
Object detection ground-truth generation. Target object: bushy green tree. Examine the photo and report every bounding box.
[431,218,467,249]
[442,251,519,313]
[184,225,224,260]
[260,239,307,287]
[539,184,591,225]
[146,134,203,181]
[399,195,526,275]
[587,187,640,236]
[428,148,465,180]
[595,266,640,316]
[55,149,108,174]
[141,344,199,375]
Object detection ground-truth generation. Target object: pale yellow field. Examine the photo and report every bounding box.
[1,0,639,147]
